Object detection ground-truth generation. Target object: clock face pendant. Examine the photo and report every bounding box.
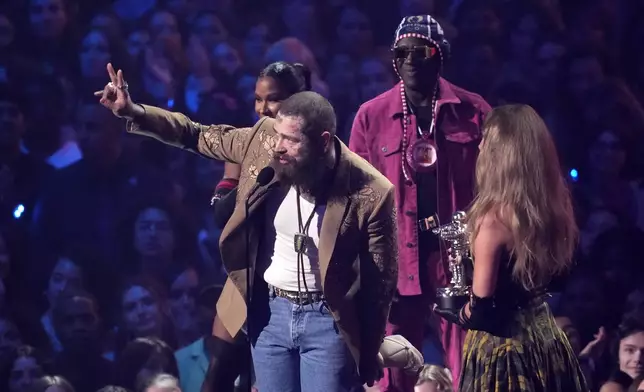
[407,138,438,172]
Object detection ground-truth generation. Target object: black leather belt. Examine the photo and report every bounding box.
[498,292,550,310]
[269,285,324,306]
[418,214,439,232]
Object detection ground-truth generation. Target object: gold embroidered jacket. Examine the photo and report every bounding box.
[126,104,398,369]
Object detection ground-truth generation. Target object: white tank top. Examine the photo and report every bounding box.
[263,187,325,292]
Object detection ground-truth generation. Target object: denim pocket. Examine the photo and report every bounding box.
[318,301,340,334]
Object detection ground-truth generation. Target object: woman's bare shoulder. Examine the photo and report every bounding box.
[475,211,513,245]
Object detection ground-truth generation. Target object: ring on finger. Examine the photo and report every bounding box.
[117,82,129,91]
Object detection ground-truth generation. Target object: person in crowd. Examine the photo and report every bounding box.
[166,264,201,349]
[2,345,47,392]
[96,63,398,391]
[51,288,114,392]
[414,364,452,392]
[115,276,176,353]
[600,317,644,392]
[41,256,84,353]
[555,314,607,390]
[31,99,139,290]
[0,84,53,225]
[349,15,491,391]
[175,285,229,392]
[433,104,587,390]
[0,315,22,368]
[116,337,179,392]
[119,200,196,280]
[29,375,75,392]
[95,387,130,392]
[143,373,181,392]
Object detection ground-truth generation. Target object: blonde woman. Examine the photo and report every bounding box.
[434,105,588,391]
[144,374,181,392]
[415,365,453,392]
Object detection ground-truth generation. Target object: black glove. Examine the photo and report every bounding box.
[359,357,384,387]
[435,295,500,331]
[212,187,238,229]
[433,304,467,326]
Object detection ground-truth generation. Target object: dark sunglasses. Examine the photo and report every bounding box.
[393,45,437,60]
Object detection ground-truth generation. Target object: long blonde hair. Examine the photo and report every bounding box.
[467,104,578,290]
[416,365,453,391]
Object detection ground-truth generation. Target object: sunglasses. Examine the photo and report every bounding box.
[393,45,437,60]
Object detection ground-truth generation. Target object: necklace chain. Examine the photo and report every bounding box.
[400,83,439,183]
[391,33,444,184]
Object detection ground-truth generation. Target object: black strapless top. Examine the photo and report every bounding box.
[492,250,548,310]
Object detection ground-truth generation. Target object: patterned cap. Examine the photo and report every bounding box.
[393,15,450,60]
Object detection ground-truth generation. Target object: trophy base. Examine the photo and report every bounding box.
[436,286,471,311]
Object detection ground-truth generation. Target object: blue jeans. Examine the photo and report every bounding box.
[249,293,361,392]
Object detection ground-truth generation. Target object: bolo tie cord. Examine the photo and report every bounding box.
[296,186,317,306]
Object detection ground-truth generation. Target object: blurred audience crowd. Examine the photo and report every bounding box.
[1,0,644,391]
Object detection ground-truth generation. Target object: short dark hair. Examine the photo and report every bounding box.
[278,91,337,140]
[609,315,644,363]
[116,337,179,391]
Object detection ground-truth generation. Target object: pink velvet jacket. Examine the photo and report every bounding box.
[349,79,491,296]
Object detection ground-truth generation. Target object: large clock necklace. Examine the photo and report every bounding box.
[400,83,439,184]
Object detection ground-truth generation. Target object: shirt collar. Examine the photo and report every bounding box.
[388,77,461,119]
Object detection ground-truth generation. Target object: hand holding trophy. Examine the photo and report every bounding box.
[433,211,472,311]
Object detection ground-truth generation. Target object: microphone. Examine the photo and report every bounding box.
[247,167,275,202]
[257,166,276,184]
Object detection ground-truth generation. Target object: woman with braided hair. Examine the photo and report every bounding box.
[203,61,311,392]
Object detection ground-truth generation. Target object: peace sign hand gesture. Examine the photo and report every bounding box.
[94,63,140,119]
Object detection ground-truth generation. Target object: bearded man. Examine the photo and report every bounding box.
[96,64,399,392]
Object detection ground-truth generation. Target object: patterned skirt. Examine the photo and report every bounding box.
[459,302,589,392]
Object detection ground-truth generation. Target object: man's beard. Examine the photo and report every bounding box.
[273,144,330,196]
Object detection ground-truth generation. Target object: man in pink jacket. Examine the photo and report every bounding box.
[349,15,491,392]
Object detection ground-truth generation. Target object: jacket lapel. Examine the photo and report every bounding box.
[219,161,285,288]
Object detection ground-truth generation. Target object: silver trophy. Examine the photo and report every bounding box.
[432,211,472,310]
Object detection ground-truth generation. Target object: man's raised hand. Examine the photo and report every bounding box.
[94,63,137,118]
